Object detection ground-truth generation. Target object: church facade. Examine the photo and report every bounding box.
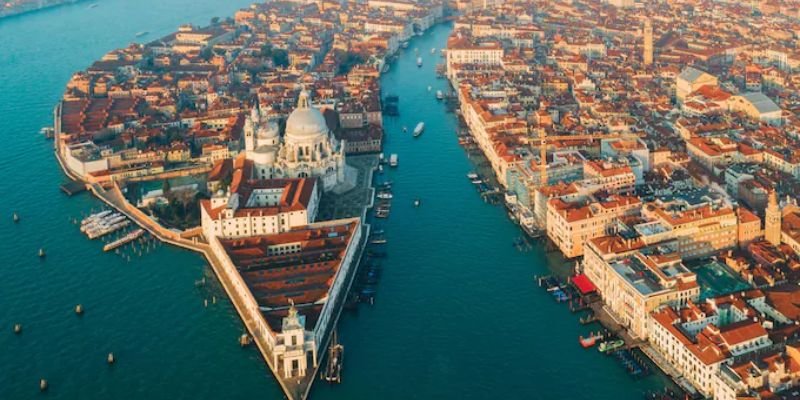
[244,90,348,192]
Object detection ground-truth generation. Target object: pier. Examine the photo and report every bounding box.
[59,180,86,196]
[103,229,144,252]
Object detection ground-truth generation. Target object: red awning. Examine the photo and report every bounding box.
[572,274,596,295]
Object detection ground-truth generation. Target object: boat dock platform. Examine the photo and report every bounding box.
[60,180,86,196]
[103,228,145,252]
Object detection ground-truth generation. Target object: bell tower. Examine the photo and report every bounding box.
[765,190,781,246]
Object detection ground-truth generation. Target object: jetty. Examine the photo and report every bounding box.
[60,180,86,196]
[103,229,144,252]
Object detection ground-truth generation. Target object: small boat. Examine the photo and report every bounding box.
[401,41,409,49]
[370,237,387,245]
[579,332,604,348]
[39,127,54,138]
[402,126,407,133]
[413,198,421,207]
[430,47,436,54]
[427,85,432,91]
[413,122,424,137]
[107,352,115,365]
[417,57,423,68]
[382,64,389,73]
[38,248,46,258]
[389,154,398,167]
[598,339,625,354]
[322,330,344,383]
[377,192,393,200]
[135,31,149,38]
[88,3,98,8]
[13,212,19,223]
[436,90,444,100]
[371,229,385,236]
[466,172,479,180]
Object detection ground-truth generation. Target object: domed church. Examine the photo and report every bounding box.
[244,90,352,192]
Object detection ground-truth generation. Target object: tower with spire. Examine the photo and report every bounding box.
[765,190,782,246]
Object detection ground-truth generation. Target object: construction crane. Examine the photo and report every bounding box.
[535,129,646,185]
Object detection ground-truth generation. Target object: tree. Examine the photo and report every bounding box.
[272,49,290,68]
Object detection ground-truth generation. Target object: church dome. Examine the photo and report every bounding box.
[285,90,328,141]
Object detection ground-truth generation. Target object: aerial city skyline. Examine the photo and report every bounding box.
[3,0,800,399]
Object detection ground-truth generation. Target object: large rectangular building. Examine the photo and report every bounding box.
[584,237,700,339]
[201,176,319,240]
[546,194,641,258]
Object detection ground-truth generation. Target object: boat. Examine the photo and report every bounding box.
[413,198,421,207]
[13,212,19,223]
[370,237,387,245]
[382,64,389,73]
[88,3,98,8]
[135,31,149,38]
[417,57,423,68]
[579,332,604,348]
[413,122,424,137]
[401,41,409,49]
[377,192,393,200]
[598,339,625,354]
[39,127,54,139]
[427,85,432,91]
[430,47,436,54]
[402,126,407,133]
[389,154,398,167]
[322,331,344,383]
[466,172,479,180]
[436,90,444,100]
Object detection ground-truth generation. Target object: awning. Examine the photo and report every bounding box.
[572,274,596,295]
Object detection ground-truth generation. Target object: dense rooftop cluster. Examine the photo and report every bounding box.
[55,0,443,182]
[446,1,800,398]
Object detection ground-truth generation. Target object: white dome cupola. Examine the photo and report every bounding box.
[285,90,329,142]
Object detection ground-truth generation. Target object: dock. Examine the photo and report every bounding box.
[103,228,144,252]
[60,180,86,196]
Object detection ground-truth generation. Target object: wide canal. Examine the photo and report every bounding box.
[0,4,670,399]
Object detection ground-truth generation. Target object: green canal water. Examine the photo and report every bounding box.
[0,4,671,399]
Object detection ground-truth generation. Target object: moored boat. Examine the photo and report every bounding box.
[417,57,422,67]
[436,90,443,100]
[389,154,398,167]
[598,339,625,354]
[579,332,604,348]
[413,122,424,137]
